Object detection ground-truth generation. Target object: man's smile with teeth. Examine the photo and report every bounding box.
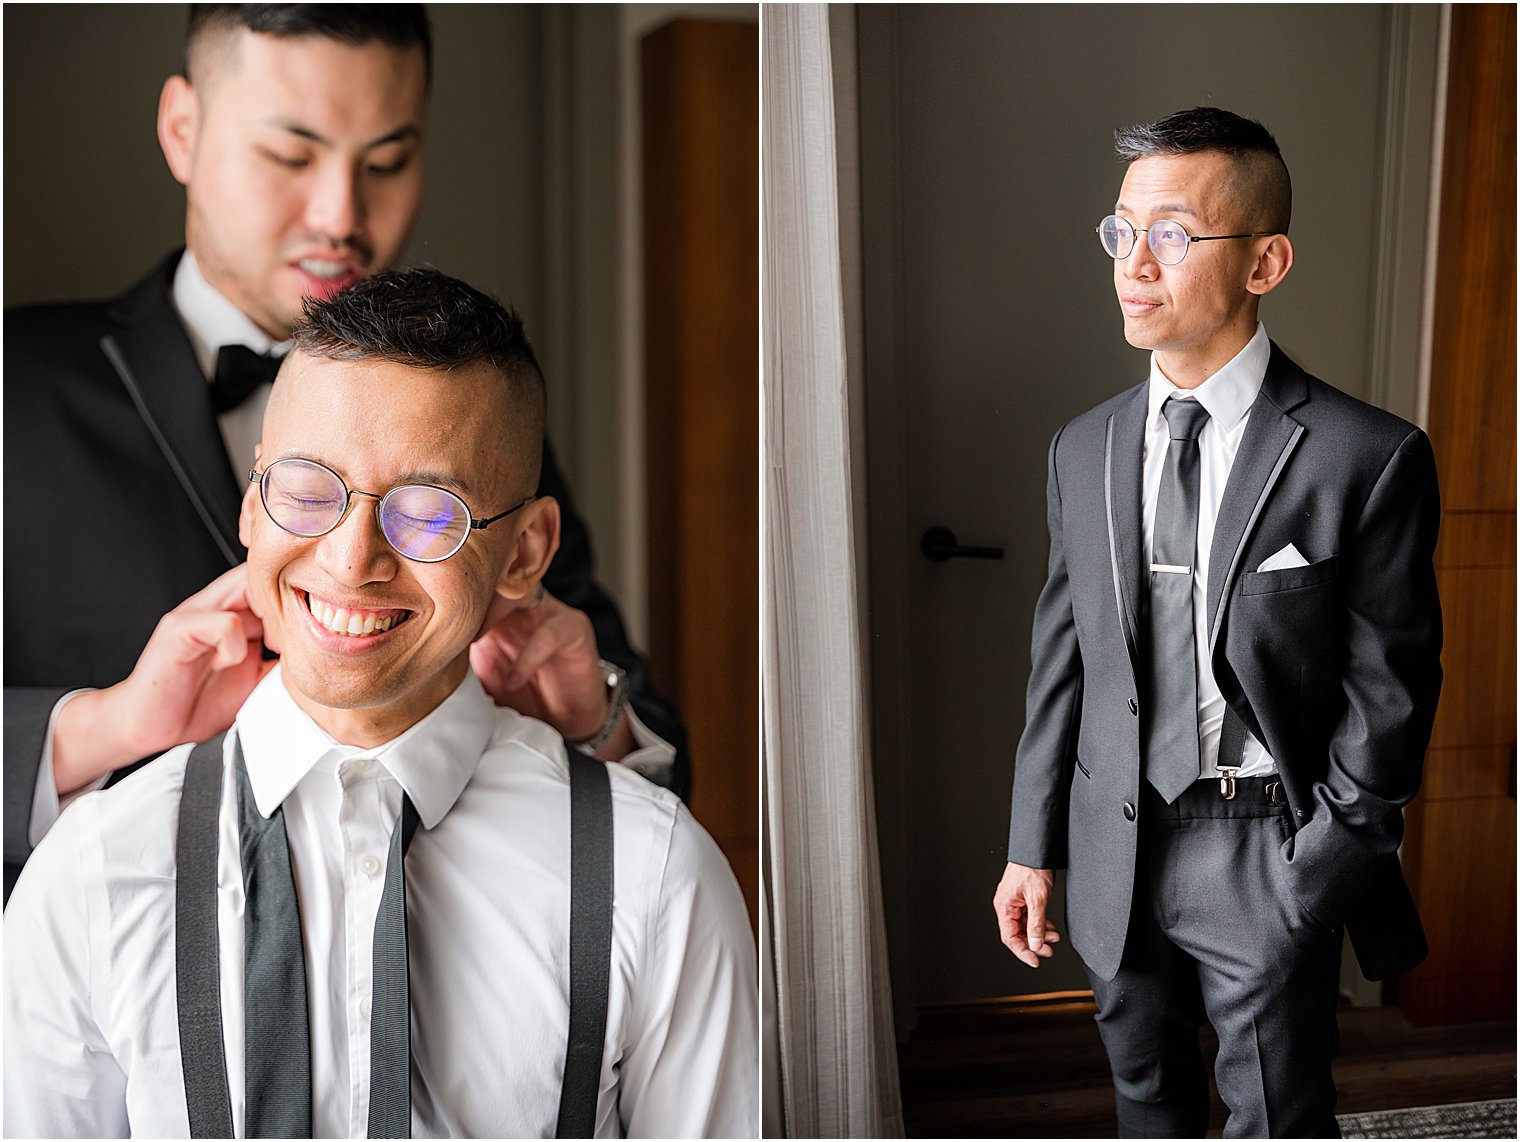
[296,257,354,280]
[302,590,411,637]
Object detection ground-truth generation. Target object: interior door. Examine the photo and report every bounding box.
[856,3,1441,1014]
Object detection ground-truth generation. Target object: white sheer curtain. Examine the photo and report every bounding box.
[760,6,904,1137]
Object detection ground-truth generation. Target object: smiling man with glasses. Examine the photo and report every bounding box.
[4,5,690,905]
[4,268,758,1139]
[993,107,1442,1137]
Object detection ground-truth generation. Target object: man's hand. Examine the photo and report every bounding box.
[994,861,1061,968]
[52,565,275,796]
[469,585,635,761]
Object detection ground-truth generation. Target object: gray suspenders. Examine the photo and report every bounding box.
[174,733,615,1138]
[176,735,236,1138]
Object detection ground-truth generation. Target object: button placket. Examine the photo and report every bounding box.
[336,759,390,1133]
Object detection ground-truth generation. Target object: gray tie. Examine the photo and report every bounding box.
[238,752,312,1138]
[368,796,420,1139]
[236,745,418,1139]
[1145,396,1211,803]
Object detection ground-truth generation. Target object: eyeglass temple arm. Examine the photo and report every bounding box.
[470,495,535,530]
[1189,232,1278,243]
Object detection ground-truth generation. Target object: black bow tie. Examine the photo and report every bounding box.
[211,345,283,413]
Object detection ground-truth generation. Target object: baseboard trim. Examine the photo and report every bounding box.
[918,989,1096,1015]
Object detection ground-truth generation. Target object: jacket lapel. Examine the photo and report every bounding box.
[1205,343,1309,652]
[1104,382,1148,676]
[101,254,244,568]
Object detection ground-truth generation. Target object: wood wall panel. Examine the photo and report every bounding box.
[1399,2,1516,1027]
[1402,785,1516,969]
[1423,6,1516,513]
[1401,764,1515,1026]
[642,19,759,926]
[1432,511,1515,569]
[1426,567,1516,750]
[1418,746,1511,803]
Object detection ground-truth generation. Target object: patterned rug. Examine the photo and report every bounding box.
[1338,1098,1517,1139]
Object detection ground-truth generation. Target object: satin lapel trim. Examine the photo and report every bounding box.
[1104,384,1147,677]
[1205,406,1304,653]
[101,306,243,568]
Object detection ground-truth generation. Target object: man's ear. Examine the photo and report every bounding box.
[496,497,562,599]
[158,75,200,186]
[1246,233,1294,297]
[238,444,262,548]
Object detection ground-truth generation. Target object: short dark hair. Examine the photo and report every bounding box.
[187,5,432,86]
[291,268,546,491]
[1114,106,1291,232]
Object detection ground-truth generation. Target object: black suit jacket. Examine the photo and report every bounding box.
[4,254,689,897]
[1006,344,1442,983]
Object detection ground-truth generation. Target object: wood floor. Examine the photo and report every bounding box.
[898,996,1517,1138]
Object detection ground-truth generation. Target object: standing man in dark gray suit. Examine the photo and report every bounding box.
[993,108,1442,1137]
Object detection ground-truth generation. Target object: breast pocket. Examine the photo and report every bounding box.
[1239,553,1339,596]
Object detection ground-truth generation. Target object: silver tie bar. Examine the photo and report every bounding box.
[1149,563,1192,575]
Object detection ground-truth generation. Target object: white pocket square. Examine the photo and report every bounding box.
[1257,543,1309,573]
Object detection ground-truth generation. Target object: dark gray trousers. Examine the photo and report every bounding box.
[1081,780,1343,1139]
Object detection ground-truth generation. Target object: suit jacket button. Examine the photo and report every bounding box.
[1123,802,1136,821]
[1127,698,1138,716]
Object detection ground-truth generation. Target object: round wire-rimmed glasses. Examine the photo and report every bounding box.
[1096,214,1275,266]
[250,456,533,563]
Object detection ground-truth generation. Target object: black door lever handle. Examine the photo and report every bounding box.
[921,526,1004,562]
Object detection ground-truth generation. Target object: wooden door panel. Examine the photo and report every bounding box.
[1400,1,1516,1027]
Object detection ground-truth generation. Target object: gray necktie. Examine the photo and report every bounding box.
[368,796,420,1139]
[238,753,312,1138]
[237,748,418,1139]
[1144,396,1211,802]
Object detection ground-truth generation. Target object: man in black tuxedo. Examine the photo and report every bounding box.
[4,5,687,899]
[993,108,1442,1137]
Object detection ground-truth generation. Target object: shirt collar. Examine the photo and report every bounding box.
[1146,322,1270,433]
[170,250,292,380]
[235,663,497,830]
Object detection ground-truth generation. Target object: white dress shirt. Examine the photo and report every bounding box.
[6,668,757,1139]
[1141,322,1276,779]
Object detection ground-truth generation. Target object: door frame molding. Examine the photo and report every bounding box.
[857,3,924,1039]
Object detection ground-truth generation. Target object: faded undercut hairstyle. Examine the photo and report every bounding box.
[290,268,547,495]
[186,4,432,87]
[1114,106,1292,234]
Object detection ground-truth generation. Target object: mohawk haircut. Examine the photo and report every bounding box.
[291,268,547,491]
[1114,106,1292,233]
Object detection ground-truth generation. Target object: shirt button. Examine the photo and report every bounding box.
[359,854,382,877]
[350,758,372,774]
[1123,802,1137,822]
[360,998,373,1020]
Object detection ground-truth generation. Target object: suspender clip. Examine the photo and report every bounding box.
[1218,767,1239,800]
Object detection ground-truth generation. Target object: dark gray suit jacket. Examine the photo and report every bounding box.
[1006,343,1442,983]
[4,254,689,898]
